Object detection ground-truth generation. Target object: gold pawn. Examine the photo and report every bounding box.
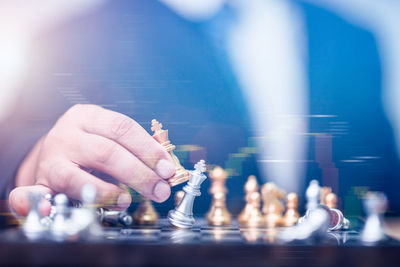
[320,187,332,205]
[206,166,231,226]
[133,197,159,225]
[207,192,231,226]
[325,192,338,209]
[282,193,300,226]
[245,191,265,228]
[262,182,284,228]
[238,175,259,225]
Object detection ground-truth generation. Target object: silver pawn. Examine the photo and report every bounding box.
[40,193,56,228]
[79,184,103,238]
[168,160,207,229]
[97,208,133,226]
[361,192,387,243]
[298,180,321,225]
[23,193,44,240]
[306,180,320,210]
[50,194,69,241]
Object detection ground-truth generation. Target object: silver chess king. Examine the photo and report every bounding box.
[168,160,207,229]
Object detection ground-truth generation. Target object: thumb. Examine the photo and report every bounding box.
[9,185,54,217]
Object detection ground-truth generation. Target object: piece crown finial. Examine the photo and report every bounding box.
[194,159,206,174]
[151,119,163,134]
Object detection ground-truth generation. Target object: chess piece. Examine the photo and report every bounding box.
[208,166,228,195]
[261,182,284,228]
[245,191,264,228]
[361,192,387,243]
[23,193,44,240]
[168,160,207,229]
[174,190,185,206]
[279,207,330,242]
[206,166,231,226]
[238,175,259,225]
[82,184,103,235]
[98,208,133,226]
[329,208,350,231]
[298,180,321,225]
[133,197,159,225]
[151,119,190,186]
[69,184,103,239]
[207,192,231,226]
[299,204,350,231]
[325,192,338,209]
[320,187,332,205]
[50,193,70,241]
[306,180,320,210]
[282,193,300,227]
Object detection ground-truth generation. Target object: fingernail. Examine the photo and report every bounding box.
[153,182,171,202]
[155,159,176,179]
[117,193,132,209]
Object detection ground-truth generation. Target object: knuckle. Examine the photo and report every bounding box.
[47,163,73,192]
[110,116,135,139]
[66,104,101,117]
[93,140,118,164]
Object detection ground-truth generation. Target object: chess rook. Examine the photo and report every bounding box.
[168,160,207,229]
[151,119,190,186]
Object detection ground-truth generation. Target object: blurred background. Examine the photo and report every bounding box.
[0,0,399,219]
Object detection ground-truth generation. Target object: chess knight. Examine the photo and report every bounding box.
[151,119,190,186]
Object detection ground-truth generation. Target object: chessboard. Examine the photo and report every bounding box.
[103,217,364,246]
[0,217,399,267]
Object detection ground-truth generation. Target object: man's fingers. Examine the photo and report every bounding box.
[70,104,175,179]
[9,185,53,217]
[38,162,132,209]
[74,133,171,202]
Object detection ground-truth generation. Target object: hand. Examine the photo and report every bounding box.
[9,104,176,216]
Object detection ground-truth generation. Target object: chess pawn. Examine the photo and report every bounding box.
[306,180,320,210]
[238,175,259,225]
[151,119,190,186]
[320,187,332,205]
[206,166,231,226]
[282,193,300,227]
[51,194,70,241]
[207,192,231,226]
[23,193,44,240]
[245,191,265,228]
[361,192,387,243]
[208,166,228,195]
[98,209,133,226]
[133,197,159,225]
[325,192,338,209]
[261,182,284,228]
[174,190,185,206]
[81,184,103,237]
